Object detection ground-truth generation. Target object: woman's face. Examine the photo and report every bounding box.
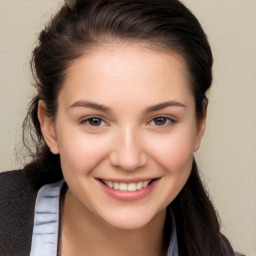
[39,44,205,230]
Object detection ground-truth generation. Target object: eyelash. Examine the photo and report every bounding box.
[79,117,106,127]
[80,115,176,128]
[148,116,176,127]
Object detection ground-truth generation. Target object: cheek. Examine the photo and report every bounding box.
[149,129,196,173]
[152,133,195,205]
[57,132,110,177]
[159,140,193,185]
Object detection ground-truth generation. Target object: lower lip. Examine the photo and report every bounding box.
[97,179,159,201]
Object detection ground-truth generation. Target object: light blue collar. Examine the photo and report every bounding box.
[30,180,64,256]
[30,181,178,256]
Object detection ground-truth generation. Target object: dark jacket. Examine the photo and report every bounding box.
[0,170,39,256]
[0,170,244,256]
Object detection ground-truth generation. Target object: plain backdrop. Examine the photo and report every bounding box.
[0,1,255,255]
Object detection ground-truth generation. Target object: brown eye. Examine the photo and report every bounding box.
[153,117,169,126]
[88,118,103,126]
[80,117,105,127]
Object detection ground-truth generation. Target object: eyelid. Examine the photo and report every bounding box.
[79,115,108,127]
[147,115,177,126]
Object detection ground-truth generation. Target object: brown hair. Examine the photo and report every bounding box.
[23,0,234,255]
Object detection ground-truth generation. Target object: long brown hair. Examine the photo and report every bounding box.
[23,0,233,255]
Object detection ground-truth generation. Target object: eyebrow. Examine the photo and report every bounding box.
[69,100,186,113]
[70,100,111,112]
[145,101,186,113]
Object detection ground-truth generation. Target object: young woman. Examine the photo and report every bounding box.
[0,0,244,255]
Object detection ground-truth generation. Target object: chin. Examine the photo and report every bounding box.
[99,207,166,231]
[106,218,153,230]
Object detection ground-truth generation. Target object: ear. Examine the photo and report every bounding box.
[38,100,60,154]
[194,109,207,152]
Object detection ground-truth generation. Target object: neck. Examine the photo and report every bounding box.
[59,189,167,256]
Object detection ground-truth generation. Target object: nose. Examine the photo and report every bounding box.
[109,128,148,171]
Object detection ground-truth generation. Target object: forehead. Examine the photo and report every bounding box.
[60,44,193,108]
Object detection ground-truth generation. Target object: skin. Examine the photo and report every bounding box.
[38,44,206,256]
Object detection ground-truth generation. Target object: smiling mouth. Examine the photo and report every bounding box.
[100,179,157,192]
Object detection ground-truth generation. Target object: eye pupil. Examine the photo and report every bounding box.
[89,118,102,126]
[154,117,167,125]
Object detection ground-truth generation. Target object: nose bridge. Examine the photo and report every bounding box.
[109,126,147,171]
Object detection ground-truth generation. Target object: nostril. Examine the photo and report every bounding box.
[109,151,148,171]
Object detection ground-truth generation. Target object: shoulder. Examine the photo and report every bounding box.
[0,169,38,201]
[0,170,38,256]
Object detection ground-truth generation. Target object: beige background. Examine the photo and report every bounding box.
[0,0,255,254]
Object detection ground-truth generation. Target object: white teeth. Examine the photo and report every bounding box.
[143,181,149,188]
[119,183,127,191]
[105,181,113,188]
[136,182,143,190]
[113,182,119,190]
[102,179,152,191]
[128,183,137,192]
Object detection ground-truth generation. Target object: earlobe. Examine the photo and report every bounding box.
[38,100,60,154]
[194,117,206,152]
[194,101,208,152]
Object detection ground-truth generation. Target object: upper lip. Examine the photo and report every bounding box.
[96,177,159,183]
